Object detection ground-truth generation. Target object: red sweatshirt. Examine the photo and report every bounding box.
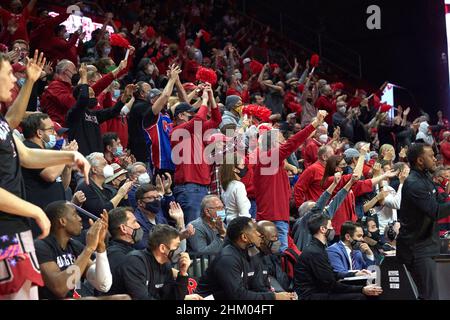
[45,33,80,66]
[302,138,322,169]
[171,106,222,185]
[323,174,374,235]
[440,141,450,166]
[0,7,30,44]
[437,185,450,236]
[294,161,326,208]
[315,95,336,126]
[255,124,316,222]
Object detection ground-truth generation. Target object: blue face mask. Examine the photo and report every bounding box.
[114,146,124,157]
[113,89,121,99]
[365,153,370,162]
[54,138,65,150]
[17,78,26,87]
[216,209,227,222]
[44,134,57,149]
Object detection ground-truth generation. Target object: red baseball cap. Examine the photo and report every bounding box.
[53,121,69,135]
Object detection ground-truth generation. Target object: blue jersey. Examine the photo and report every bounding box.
[143,113,175,171]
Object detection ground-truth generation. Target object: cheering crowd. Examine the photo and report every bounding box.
[0,0,450,300]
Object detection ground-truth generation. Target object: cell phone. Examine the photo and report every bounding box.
[124,48,130,60]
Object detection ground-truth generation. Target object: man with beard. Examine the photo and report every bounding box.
[34,201,112,299]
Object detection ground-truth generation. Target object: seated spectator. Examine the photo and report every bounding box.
[106,207,143,295]
[360,216,384,264]
[382,221,400,253]
[76,152,133,228]
[133,182,176,249]
[187,195,226,253]
[118,224,202,300]
[255,220,291,292]
[126,162,151,209]
[326,221,375,279]
[34,201,112,299]
[294,213,383,300]
[292,173,357,250]
[104,163,129,207]
[439,131,450,166]
[220,153,251,222]
[66,65,133,156]
[196,217,296,300]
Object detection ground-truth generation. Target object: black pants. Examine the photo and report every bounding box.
[406,256,439,300]
[305,292,366,300]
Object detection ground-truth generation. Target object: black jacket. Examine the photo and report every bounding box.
[196,243,276,300]
[127,98,151,162]
[252,253,291,292]
[294,237,363,299]
[397,168,450,263]
[118,249,188,300]
[66,84,124,156]
[106,239,135,295]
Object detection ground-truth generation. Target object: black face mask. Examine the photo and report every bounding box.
[236,166,248,179]
[88,98,98,109]
[124,225,144,244]
[144,199,161,213]
[350,239,361,250]
[306,98,313,103]
[370,230,380,242]
[71,73,80,86]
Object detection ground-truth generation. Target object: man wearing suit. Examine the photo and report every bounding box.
[327,221,375,279]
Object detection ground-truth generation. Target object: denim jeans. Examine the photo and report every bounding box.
[249,200,257,219]
[174,183,209,225]
[274,220,289,252]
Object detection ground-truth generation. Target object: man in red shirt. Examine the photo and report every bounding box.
[439,131,450,166]
[171,85,222,224]
[294,145,334,208]
[315,85,335,126]
[0,0,37,45]
[254,110,328,252]
[302,125,328,168]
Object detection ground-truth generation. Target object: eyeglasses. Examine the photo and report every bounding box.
[142,195,162,202]
[40,127,55,133]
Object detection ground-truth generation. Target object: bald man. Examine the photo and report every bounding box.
[252,221,291,292]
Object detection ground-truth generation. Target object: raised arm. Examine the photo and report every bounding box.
[6,50,46,128]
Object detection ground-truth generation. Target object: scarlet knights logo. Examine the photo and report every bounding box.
[162,120,173,133]
[187,278,198,294]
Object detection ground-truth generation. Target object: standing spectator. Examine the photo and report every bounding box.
[439,131,450,166]
[127,81,152,163]
[294,145,334,208]
[254,110,327,251]
[220,153,251,222]
[314,85,335,127]
[0,51,91,300]
[66,64,133,156]
[302,125,327,168]
[219,95,242,129]
[171,85,222,224]
[34,201,112,299]
[0,0,37,45]
[397,143,450,299]
[187,195,226,253]
[46,25,83,66]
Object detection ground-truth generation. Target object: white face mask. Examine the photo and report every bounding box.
[102,165,114,179]
[319,134,328,143]
[138,172,151,185]
[339,107,347,114]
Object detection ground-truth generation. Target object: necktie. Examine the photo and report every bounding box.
[350,250,358,270]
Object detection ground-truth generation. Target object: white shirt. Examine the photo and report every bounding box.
[222,180,251,222]
[375,184,402,235]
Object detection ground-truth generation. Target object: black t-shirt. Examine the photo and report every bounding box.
[75,181,116,228]
[127,98,151,162]
[35,234,86,300]
[21,140,66,209]
[0,115,29,237]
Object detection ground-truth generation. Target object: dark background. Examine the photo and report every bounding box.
[239,0,449,121]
